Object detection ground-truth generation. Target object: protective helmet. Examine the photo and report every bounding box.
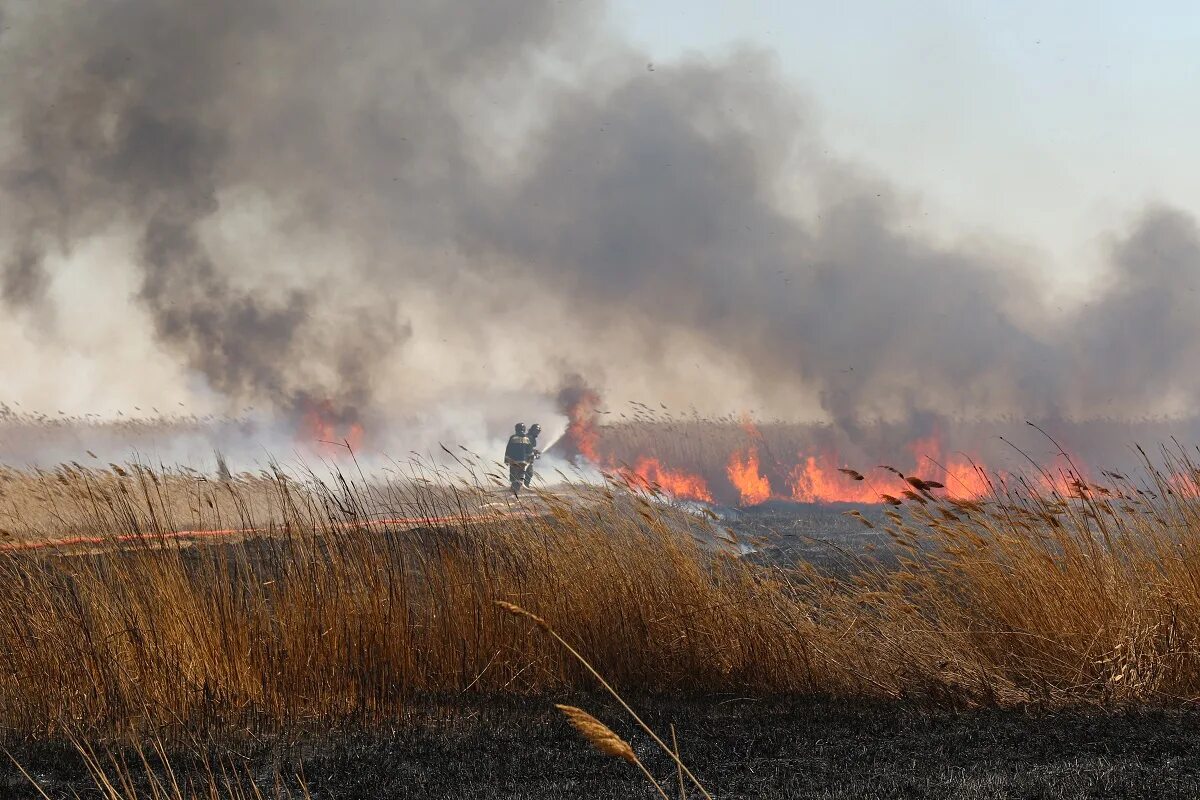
[529,423,542,437]
[514,422,527,435]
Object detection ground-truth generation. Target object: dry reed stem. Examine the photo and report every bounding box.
[499,600,714,800]
[555,704,637,763]
[555,704,671,799]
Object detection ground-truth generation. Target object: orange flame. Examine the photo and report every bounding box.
[907,434,942,476]
[782,433,991,505]
[1167,471,1200,499]
[727,446,772,505]
[944,456,990,499]
[562,389,715,503]
[563,404,1013,506]
[907,432,990,501]
[625,457,714,503]
[1030,446,1096,498]
[299,400,364,457]
[789,455,879,504]
[563,389,601,463]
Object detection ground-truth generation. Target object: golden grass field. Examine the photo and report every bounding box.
[5,433,1200,796]
[5,442,1200,728]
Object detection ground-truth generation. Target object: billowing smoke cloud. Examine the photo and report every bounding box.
[486,58,1070,431]
[1072,207,1200,414]
[1,0,1199,460]
[2,242,47,307]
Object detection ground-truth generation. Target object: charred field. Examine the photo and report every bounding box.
[8,695,1200,799]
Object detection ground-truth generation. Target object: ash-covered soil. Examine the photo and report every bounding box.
[721,501,895,569]
[6,695,1200,799]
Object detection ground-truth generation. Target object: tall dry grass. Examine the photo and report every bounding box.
[0,463,299,543]
[4,442,1200,745]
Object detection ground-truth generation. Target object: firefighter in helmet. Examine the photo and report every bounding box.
[504,423,532,496]
[523,423,542,488]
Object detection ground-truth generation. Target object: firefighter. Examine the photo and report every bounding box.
[504,423,531,496]
[523,423,542,488]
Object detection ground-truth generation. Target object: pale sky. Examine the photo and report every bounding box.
[612,1,1200,295]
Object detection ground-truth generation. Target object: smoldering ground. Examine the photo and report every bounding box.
[3,0,1200,453]
[7,697,1200,799]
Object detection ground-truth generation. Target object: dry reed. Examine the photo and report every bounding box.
[3,438,1200,751]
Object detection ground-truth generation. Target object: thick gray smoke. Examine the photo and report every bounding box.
[1,0,1198,456]
[1,242,46,307]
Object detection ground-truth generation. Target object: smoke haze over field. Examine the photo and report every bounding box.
[3,0,1200,462]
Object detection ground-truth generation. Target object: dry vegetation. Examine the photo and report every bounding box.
[0,464,297,543]
[3,438,1200,754]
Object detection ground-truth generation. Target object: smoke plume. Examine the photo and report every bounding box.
[1,0,1199,458]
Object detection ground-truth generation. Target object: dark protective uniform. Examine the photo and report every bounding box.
[504,433,531,464]
[523,430,541,488]
[505,433,532,495]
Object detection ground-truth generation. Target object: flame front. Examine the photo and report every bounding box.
[625,457,714,503]
[904,433,990,500]
[727,446,772,505]
[789,455,877,503]
[550,394,1103,506]
[944,457,990,499]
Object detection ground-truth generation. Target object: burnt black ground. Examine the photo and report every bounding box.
[6,695,1200,799]
[730,501,891,566]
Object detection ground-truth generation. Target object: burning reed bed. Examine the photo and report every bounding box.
[4,446,1200,747]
